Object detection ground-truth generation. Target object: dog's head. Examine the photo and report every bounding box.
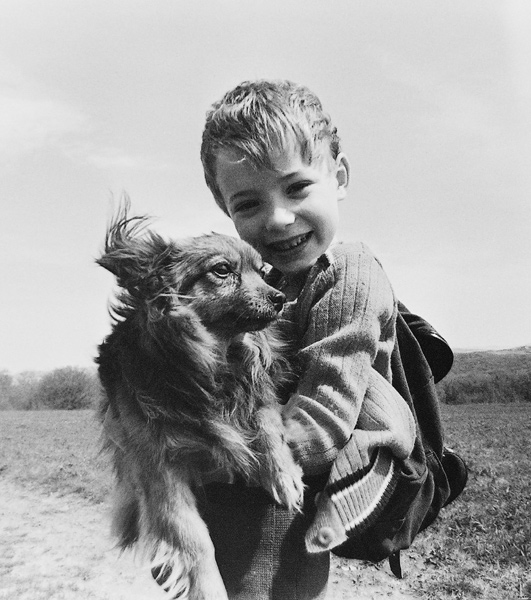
[97,208,285,337]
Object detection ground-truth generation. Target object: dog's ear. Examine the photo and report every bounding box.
[97,212,176,295]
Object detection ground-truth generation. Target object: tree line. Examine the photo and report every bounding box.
[437,370,531,404]
[0,367,101,410]
[1,348,530,410]
[436,349,531,404]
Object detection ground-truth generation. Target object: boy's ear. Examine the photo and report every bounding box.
[335,153,350,201]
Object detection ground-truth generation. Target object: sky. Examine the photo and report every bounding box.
[1,0,530,374]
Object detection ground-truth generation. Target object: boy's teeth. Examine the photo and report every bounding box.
[271,233,310,251]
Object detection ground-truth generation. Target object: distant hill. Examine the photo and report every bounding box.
[455,345,531,355]
[452,345,531,373]
[437,346,531,404]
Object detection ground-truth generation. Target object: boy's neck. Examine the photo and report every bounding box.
[278,239,340,300]
[278,269,311,301]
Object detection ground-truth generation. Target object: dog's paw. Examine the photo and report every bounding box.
[152,558,190,599]
[152,542,228,600]
[262,460,305,512]
[191,578,229,600]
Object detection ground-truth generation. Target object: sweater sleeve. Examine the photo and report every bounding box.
[304,367,416,552]
[282,244,412,476]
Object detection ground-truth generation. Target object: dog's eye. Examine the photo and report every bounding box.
[211,263,232,278]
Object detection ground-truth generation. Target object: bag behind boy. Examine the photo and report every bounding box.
[331,302,467,577]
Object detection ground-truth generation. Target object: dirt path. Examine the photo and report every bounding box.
[0,478,422,599]
[0,478,166,600]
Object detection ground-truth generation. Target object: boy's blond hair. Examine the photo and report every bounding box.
[201,79,341,214]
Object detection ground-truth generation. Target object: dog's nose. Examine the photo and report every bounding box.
[268,290,286,313]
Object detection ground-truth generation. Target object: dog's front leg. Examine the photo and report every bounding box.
[137,463,228,600]
[255,406,305,512]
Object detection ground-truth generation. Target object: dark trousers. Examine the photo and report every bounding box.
[198,476,330,600]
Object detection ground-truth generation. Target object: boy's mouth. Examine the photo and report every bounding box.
[266,232,312,253]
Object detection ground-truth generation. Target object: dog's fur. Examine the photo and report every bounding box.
[96,208,304,600]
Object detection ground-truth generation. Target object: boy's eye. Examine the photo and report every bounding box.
[211,263,232,278]
[232,198,259,214]
[286,181,311,196]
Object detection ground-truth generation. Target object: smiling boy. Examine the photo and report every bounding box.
[197,79,417,599]
[214,136,347,299]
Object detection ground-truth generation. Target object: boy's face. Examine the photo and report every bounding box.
[215,141,350,277]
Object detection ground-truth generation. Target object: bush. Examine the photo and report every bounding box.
[10,371,43,410]
[0,370,14,409]
[30,367,101,410]
[0,370,43,410]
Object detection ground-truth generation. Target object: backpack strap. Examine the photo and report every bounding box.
[330,304,454,570]
[397,301,454,384]
[388,551,403,579]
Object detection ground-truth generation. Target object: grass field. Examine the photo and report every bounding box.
[1,404,530,599]
[409,403,531,599]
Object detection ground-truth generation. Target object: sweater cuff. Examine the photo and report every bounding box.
[305,447,398,553]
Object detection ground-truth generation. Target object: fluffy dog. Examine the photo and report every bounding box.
[96,208,304,600]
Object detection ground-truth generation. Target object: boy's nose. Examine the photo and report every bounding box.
[266,206,295,230]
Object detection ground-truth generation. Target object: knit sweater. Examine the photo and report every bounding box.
[269,242,416,553]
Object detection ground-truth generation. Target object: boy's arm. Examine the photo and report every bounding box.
[282,244,413,475]
[304,367,416,552]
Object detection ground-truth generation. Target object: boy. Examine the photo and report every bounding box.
[197,79,416,599]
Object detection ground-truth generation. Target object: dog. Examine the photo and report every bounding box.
[96,207,304,600]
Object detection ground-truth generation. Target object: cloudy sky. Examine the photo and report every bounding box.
[1,0,530,373]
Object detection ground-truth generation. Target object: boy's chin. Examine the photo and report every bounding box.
[270,257,317,277]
